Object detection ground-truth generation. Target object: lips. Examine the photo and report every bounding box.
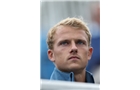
[68,56,80,60]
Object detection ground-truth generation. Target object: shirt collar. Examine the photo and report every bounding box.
[50,67,94,83]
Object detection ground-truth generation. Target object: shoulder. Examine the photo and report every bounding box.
[86,71,95,83]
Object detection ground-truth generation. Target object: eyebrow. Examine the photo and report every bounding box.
[58,39,87,44]
[57,39,69,44]
[77,38,87,42]
[76,39,87,44]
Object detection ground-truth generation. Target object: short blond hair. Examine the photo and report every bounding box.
[47,17,91,49]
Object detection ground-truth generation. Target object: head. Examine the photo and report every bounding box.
[47,17,93,73]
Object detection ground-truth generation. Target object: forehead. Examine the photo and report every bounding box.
[53,26,88,42]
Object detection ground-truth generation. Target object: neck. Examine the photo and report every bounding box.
[73,69,86,82]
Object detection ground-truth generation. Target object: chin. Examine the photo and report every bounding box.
[68,64,83,71]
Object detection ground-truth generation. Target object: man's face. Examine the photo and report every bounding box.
[48,26,93,72]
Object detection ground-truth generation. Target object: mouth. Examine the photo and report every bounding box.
[68,56,80,60]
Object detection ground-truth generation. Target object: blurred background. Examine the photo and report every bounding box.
[40,0,100,84]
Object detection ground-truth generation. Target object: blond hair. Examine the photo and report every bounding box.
[47,17,91,49]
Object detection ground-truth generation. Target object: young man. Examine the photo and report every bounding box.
[47,17,94,83]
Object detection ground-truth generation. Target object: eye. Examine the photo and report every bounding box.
[76,40,85,45]
[59,41,69,46]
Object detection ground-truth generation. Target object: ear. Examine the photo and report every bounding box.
[88,47,94,60]
[48,49,55,62]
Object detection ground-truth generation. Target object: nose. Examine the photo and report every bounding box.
[70,41,78,54]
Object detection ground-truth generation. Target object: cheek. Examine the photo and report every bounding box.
[54,50,62,58]
[53,47,68,60]
[83,48,91,59]
[80,47,89,55]
[77,48,88,59]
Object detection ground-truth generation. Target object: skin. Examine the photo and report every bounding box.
[48,25,93,82]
